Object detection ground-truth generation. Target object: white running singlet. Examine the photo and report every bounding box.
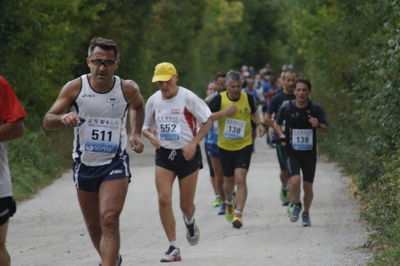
[143,87,211,150]
[0,140,12,198]
[71,74,128,166]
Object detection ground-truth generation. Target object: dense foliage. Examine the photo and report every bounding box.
[1,0,399,262]
[0,0,286,199]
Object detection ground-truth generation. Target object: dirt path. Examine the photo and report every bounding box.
[8,137,371,265]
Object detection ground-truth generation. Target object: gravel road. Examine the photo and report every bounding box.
[8,136,371,265]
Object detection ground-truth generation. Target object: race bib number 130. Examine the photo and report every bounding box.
[223,118,245,139]
[292,129,313,151]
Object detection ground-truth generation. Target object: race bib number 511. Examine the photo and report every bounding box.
[84,118,120,153]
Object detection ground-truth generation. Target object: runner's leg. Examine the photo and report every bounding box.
[98,177,129,266]
[178,169,199,220]
[233,168,248,211]
[0,221,10,266]
[211,157,225,202]
[77,189,101,255]
[303,181,313,213]
[155,166,177,241]
[289,175,301,203]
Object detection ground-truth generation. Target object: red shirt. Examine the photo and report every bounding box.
[0,76,26,122]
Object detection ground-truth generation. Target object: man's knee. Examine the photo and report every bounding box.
[180,200,194,215]
[290,175,301,186]
[101,210,120,231]
[158,194,172,209]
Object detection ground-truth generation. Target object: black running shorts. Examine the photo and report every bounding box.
[219,144,253,177]
[156,145,203,179]
[285,151,317,183]
[0,196,16,226]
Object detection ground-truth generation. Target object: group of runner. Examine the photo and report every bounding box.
[0,37,328,265]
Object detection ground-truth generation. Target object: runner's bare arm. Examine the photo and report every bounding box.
[0,120,24,141]
[273,120,286,146]
[264,113,274,127]
[210,105,237,121]
[43,79,82,130]
[252,111,266,137]
[142,128,161,149]
[122,80,145,153]
[182,117,211,160]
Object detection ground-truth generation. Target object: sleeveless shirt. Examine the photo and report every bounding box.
[71,74,128,166]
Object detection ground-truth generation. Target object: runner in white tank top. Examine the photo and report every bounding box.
[43,37,145,265]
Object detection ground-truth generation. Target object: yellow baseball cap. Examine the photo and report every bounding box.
[152,62,177,82]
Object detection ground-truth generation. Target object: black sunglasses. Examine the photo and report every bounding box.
[90,59,117,67]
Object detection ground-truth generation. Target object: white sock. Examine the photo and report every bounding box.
[235,209,242,215]
[226,199,233,205]
[169,241,177,248]
[184,215,194,225]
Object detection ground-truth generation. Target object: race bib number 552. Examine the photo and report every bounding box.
[157,114,181,141]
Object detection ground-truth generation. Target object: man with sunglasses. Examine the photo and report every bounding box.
[43,37,145,266]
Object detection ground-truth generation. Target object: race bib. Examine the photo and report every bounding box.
[157,114,181,141]
[292,129,313,151]
[223,118,245,139]
[84,118,121,153]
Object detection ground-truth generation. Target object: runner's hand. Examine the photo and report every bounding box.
[61,112,81,127]
[149,134,161,149]
[130,135,144,153]
[182,142,196,161]
[257,124,266,137]
[308,115,319,128]
[224,105,237,116]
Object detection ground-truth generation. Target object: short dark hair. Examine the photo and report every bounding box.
[282,69,297,80]
[88,37,119,60]
[295,78,312,90]
[215,71,226,80]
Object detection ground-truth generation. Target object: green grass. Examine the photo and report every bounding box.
[9,129,73,201]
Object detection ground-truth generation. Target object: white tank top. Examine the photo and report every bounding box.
[72,74,128,166]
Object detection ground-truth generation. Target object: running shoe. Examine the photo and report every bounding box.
[160,245,182,263]
[225,204,234,222]
[232,213,243,229]
[302,212,311,226]
[280,188,289,206]
[287,202,294,215]
[218,203,226,215]
[290,204,301,222]
[117,254,122,266]
[184,219,200,246]
[213,196,221,207]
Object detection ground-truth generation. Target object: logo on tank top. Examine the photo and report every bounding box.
[106,96,120,110]
[82,94,95,98]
